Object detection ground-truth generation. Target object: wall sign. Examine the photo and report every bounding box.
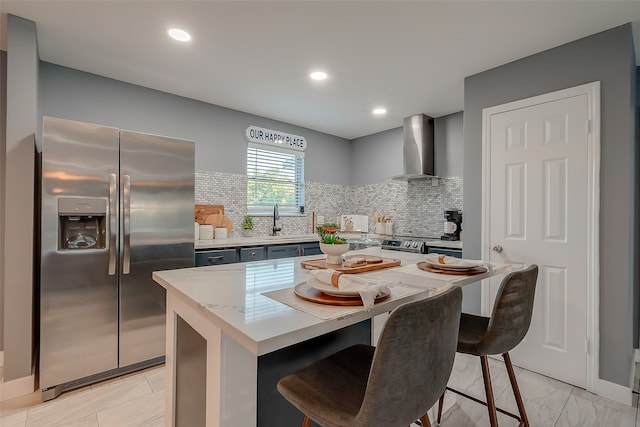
[245,126,307,151]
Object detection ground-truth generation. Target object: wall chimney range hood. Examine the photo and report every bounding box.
[392,114,437,181]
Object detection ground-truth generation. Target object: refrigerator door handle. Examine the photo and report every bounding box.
[122,174,131,275]
[108,173,117,276]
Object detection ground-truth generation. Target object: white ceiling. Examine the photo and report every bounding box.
[2,1,640,140]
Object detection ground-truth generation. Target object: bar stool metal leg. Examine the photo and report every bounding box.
[480,355,499,427]
[436,391,445,423]
[503,352,530,427]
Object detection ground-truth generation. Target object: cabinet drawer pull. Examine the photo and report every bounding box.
[208,256,224,264]
[251,252,256,257]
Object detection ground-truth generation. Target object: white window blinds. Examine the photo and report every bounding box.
[247,144,304,211]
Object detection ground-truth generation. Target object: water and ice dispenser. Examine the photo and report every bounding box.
[58,198,107,250]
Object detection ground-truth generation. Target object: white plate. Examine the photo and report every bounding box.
[423,254,480,271]
[306,277,360,297]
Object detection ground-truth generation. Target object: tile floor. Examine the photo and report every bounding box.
[0,354,638,427]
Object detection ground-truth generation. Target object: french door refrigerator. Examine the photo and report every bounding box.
[40,116,194,400]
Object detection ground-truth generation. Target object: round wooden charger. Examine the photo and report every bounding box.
[294,282,390,306]
[416,261,487,275]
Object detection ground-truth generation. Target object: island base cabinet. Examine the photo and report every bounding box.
[165,292,371,426]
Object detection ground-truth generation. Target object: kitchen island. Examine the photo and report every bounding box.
[152,248,508,427]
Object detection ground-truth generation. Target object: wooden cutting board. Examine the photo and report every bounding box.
[222,216,232,233]
[205,213,224,227]
[301,256,401,273]
[195,204,224,224]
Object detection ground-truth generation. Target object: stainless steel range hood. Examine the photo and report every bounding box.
[392,114,437,181]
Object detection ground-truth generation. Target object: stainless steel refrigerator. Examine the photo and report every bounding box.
[40,116,194,400]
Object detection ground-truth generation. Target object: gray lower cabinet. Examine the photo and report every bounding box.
[299,242,321,256]
[266,242,321,259]
[195,249,239,266]
[267,244,301,259]
[196,241,322,265]
[240,246,267,262]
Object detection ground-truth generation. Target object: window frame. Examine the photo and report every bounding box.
[246,143,305,216]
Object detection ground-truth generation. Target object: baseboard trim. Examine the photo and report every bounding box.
[592,378,633,406]
[0,374,35,401]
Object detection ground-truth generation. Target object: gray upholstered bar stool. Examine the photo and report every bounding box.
[277,286,463,427]
[437,264,538,427]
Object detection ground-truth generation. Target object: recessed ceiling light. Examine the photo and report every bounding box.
[168,28,191,42]
[310,71,328,81]
[373,108,387,115]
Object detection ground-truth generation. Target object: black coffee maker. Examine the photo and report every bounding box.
[441,209,462,241]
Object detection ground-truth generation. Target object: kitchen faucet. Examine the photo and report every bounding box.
[272,203,282,236]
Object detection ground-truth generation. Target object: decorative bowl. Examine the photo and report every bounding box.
[320,242,349,265]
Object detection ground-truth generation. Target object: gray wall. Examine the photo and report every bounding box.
[350,112,464,185]
[39,63,351,185]
[464,24,636,386]
[635,66,640,350]
[0,49,5,353]
[434,112,464,178]
[3,15,37,382]
[350,127,403,184]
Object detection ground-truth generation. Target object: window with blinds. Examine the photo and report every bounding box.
[247,144,304,213]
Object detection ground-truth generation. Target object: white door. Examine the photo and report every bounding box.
[482,83,600,388]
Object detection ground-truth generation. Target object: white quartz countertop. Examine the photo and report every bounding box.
[195,233,319,249]
[154,248,507,357]
[195,233,463,250]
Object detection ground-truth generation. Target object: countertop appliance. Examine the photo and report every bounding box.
[442,209,462,241]
[40,116,195,400]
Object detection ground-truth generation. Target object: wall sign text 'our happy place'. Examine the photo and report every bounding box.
[245,126,307,151]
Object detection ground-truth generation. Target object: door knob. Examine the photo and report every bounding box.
[492,245,503,253]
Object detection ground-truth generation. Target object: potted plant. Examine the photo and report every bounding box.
[243,215,254,237]
[316,223,349,264]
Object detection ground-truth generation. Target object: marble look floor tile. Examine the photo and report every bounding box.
[473,409,520,427]
[139,413,164,427]
[25,374,152,427]
[570,387,637,417]
[556,393,635,427]
[96,390,163,427]
[438,389,488,426]
[144,366,165,393]
[1,409,28,427]
[495,368,573,416]
[447,354,520,406]
[57,415,99,426]
[501,397,562,427]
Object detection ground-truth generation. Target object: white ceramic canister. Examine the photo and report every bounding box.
[214,226,228,239]
[199,224,214,240]
[375,223,385,235]
[385,222,393,235]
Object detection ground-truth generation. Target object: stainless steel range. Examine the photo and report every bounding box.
[381,236,434,253]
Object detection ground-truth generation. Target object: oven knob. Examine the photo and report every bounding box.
[413,242,419,248]
[404,242,411,247]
